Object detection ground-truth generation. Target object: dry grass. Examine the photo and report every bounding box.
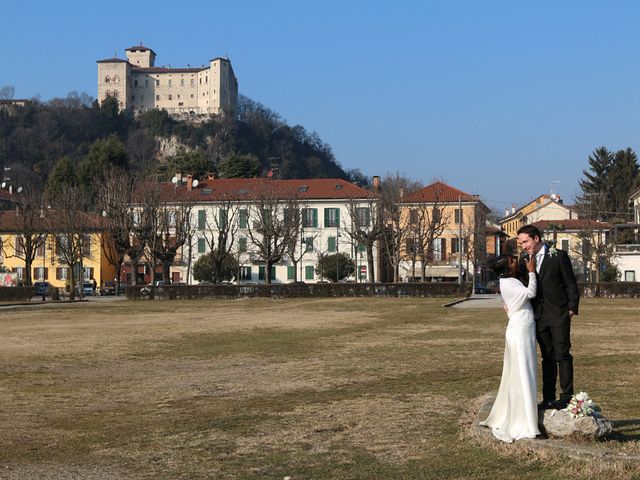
[0,297,639,479]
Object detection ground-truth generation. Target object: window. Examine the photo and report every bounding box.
[56,267,69,280]
[33,267,48,281]
[81,235,91,256]
[259,266,276,281]
[168,79,172,87]
[198,238,206,253]
[131,95,136,102]
[113,75,120,83]
[304,237,314,252]
[14,237,25,256]
[238,237,247,253]
[134,79,138,87]
[12,267,25,280]
[328,236,336,252]
[240,266,252,280]
[181,79,184,86]
[205,75,208,83]
[324,208,340,228]
[301,208,317,228]
[104,76,111,83]
[355,207,370,227]
[83,267,94,280]
[433,207,441,223]
[197,210,206,230]
[145,79,149,88]
[156,95,160,101]
[239,209,248,229]
[454,209,462,224]
[168,94,172,100]
[218,209,228,228]
[191,78,195,86]
[431,238,442,261]
[561,239,569,251]
[409,209,419,225]
[625,270,636,282]
[406,238,419,255]
[305,265,315,280]
[287,266,295,280]
[190,94,194,98]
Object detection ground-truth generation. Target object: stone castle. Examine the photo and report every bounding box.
[97,45,238,116]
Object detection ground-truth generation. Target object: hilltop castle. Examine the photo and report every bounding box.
[97,45,238,116]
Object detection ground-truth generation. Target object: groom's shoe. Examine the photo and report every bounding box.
[555,398,570,410]
[538,400,556,409]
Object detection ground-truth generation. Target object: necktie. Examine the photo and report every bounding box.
[536,252,544,273]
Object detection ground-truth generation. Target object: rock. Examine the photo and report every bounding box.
[542,409,613,439]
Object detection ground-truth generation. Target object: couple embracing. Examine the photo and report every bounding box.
[481,225,580,443]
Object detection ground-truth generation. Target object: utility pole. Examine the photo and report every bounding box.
[458,195,462,284]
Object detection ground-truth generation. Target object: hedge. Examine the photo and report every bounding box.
[0,287,35,302]
[126,282,473,300]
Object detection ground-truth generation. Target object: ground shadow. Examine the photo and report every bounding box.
[609,419,640,442]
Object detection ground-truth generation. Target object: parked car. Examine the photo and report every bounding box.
[76,282,94,296]
[474,282,488,294]
[100,281,116,296]
[33,281,50,296]
[486,280,501,294]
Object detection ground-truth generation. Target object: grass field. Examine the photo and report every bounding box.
[1,297,639,479]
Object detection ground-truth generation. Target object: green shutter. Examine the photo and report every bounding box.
[287,266,295,280]
[365,208,370,227]
[270,266,276,280]
[313,208,318,227]
[219,209,227,228]
[305,237,313,251]
[198,210,206,230]
[197,238,206,253]
[335,208,340,227]
[259,266,265,280]
[305,265,315,280]
[238,237,247,253]
[324,208,329,227]
[328,237,336,252]
[358,242,366,253]
[239,209,248,229]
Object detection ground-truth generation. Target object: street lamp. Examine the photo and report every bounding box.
[41,236,46,302]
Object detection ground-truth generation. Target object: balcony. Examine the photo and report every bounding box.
[613,244,640,254]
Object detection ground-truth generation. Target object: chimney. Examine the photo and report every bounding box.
[398,187,404,198]
[511,204,516,215]
[372,175,380,194]
[186,174,193,191]
[207,172,216,180]
[505,208,510,217]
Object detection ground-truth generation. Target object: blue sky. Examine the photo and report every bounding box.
[2,1,640,213]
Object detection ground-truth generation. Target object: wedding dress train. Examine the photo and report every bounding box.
[480,272,540,443]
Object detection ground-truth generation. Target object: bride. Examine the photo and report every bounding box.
[480,254,540,443]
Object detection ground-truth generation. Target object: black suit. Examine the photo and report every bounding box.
[520,247,580,404]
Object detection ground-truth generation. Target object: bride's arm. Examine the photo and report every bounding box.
[525,272,537,299]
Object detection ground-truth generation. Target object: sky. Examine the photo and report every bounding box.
[2,1,640,214]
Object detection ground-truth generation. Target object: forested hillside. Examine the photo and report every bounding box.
[0,92,364,195]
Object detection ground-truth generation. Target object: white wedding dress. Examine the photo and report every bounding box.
[480,272,540,443]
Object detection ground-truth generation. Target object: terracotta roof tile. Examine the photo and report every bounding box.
[151,178,374,202]
[399,181,479,203]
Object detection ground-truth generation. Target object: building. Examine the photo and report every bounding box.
[500,194,578,244]
[97,45,238,116]
[611,188,640,282]
[397,181,490,282]
[0,211,117,291]
[127,177,379,284]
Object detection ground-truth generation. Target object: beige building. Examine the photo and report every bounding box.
[97,45,238,116]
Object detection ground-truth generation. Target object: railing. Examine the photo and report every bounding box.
[613,244,640,253]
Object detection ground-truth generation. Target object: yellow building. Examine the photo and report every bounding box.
[398,181,490,282]
[0,211,116,291]
[499,194,578,241]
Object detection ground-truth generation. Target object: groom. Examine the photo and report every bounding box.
[517,225,580,409]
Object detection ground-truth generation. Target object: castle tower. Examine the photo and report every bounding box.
[96,56,131,110]
[125,45,156,68]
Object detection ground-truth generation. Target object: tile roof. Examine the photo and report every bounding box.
[0,211,103,232]
[150,178,374,203]
[531,219,611,231]
[399,181,485,204]
[96,57,128,63]
[126,45,156,55]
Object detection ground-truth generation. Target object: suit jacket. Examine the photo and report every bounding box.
[519,248,579,325]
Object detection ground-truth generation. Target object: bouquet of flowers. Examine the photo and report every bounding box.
[564,392,601,418]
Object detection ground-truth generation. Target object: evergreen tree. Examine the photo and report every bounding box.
[609,148,640,221]
[577,147,614,219]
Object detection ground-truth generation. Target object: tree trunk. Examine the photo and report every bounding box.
[25,257,33,286]
[131,259,139,286]
[265,260,272,285]
[367,244,375,283]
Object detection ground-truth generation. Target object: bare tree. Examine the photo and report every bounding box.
[452,208,487,286]
[1,186,46,286]
[97,169,139,293]
[144,181,194,284]
[343,196,381,282]
[198,194,241,283]
[48,185,95,300]
[245,183,300,284]
[379,173,422,282]
[0,86,15,100]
